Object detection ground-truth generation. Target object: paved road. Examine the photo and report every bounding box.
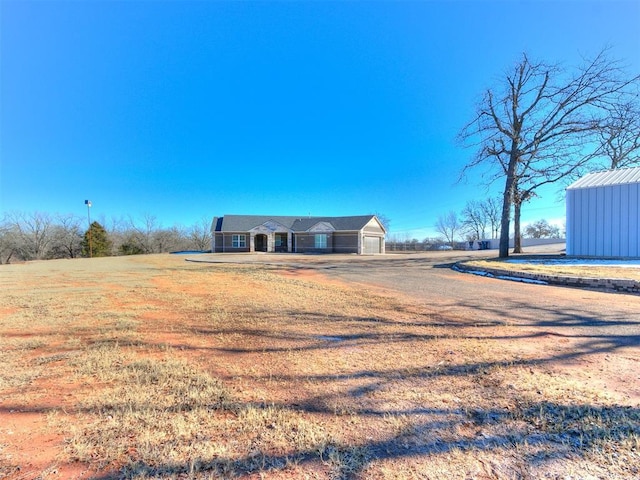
[313,252,640,332]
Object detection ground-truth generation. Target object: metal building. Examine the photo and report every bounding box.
[566,167,640,257]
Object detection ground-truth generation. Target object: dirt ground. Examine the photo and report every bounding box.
[1,251,639,479]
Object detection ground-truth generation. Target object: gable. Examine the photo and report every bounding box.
[215,215,298,232]
[307,221,336,232]
[249,220,293,234]
[363,217,386,234]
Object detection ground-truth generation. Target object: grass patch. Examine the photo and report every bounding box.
[0,336,49,390]
[1,254,638,479]
[65,344,364,478]
[463,257,640,281]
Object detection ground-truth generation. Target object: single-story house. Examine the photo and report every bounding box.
[566,166,640,257]
[211,214,386,254]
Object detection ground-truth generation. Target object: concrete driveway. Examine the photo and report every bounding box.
[328,253,639,327]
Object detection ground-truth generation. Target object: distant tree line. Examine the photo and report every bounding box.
[385,236,463,252]
[433,197,563,248]
[522,219,561,239]
[0,212,212,264]
[434,197,501,247]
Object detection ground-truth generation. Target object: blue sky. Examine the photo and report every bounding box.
[1,1,639,239]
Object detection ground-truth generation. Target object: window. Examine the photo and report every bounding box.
[314,234,327,249]
[232,234,246,248]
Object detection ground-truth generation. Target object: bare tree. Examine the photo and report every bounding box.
[460,200,488,240]
[523,219,561,239]
[48,214,84,258]
[0,214,17,263]
[481,197,501,239]
[3,211,55,260]
[598,99,640,169]
[101,215,128,256]
[153,226,187,253]
[435,211,460,247]
[460,49,639,257]
[187,217,213,251]
[127,213,160,253]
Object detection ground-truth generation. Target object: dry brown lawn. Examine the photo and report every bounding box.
[0,254,638,479]
[463,257,640,282]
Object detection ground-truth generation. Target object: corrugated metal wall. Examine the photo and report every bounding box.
[567,182,640,257]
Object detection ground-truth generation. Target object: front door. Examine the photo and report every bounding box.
[255,234,267,252]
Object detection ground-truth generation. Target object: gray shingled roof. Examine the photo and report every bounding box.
[567,167,640,189]
[212,215,379,232]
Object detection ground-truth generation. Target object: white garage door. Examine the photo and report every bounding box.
[363,236,381,254]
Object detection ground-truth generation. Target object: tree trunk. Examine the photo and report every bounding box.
[513,200,523,253]
[499,151,518,258]
[499,178,513,258]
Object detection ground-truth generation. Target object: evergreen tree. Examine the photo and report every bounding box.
[118,236,145,255]
[81,222,113,257]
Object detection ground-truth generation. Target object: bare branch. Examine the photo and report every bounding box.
[458,47,639,257]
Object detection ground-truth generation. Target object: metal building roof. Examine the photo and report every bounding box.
[567,166,640,189]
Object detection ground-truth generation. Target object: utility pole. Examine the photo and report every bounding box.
[85,200,93,258]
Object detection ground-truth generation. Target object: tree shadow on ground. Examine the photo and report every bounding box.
[65,296,640,478]
[10,257,638,479]
[80,398,640,479]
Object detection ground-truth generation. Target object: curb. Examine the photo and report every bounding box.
[453,262,640,294]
